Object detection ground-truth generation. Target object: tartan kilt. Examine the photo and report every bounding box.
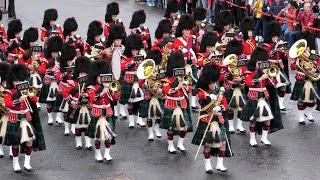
[224,89,233,103]
[240,99,259,122]
[52,93,63,112]
[160,106,193,133]
[87,116,115,142]
[65,106,80,124]
[139,99,150,118]
[290,80,305,101]
[120,82,133,105]
[4,121,35,146]
[39,83,50,103]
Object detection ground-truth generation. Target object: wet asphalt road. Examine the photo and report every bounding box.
[0,0,320,179]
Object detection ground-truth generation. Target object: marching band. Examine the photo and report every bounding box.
[0,0,319,175]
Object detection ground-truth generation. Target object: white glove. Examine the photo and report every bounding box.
[212,106,222,113]
[209,94,217,101]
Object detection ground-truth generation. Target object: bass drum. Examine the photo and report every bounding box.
[112,49,122,80]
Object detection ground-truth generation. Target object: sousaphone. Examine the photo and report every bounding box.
[137,59,156,80]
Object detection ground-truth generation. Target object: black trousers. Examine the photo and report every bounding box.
[8,0,16,18]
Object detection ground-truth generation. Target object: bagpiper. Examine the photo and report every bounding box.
[129,10,151,50]
[40,8,63,43]
[7,19,22,64]
[63,17,84,57]
[120,34,146,128]
[87,60,117,163]
[58,44,77,136]
[39,36,64,125]
[67,56,92,150]
[192,63,232,173]
[0,63,9,158]
[241,47,283,147]
[104,2,120,39]
[262,21,290,112]
[222,39,247,134]
[160,52,192,154]
[3,64,40,172]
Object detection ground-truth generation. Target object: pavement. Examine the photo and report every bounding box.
[0,0,320,180]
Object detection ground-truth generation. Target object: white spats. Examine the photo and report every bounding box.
[299,110,305,124]
[24,155,32,171]
[64,122,70,135]
[177,137,186,152]
[128,115,135,128]
[216,157,227,172]
[55,112,64,124]
[278,97,286,111]
[75,136,82,149]
[104,147,112,161]
[148,127,154,141]
[154,124,162,138]
[191,95,197,107]
[113,104,119,117]
[47,112,53,125]
[119,104,127,117]
[260,130,271,146]
[85,136,92,149]
[95,148,103,162]
[228,120,235,133]
[136,116,146,127]
[205,158,213,173]
[236,118,246,133]
[71,124,76,134]
[13,156,21,173]
[168,140,176,153]
[250,132,257,147]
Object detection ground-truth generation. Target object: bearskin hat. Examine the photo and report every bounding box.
[225,39,243,56]
[197,63,220,91]
[240,17,255,40]
[42,8,58,29]
[166,52,185,77]
[45,36,63,59]
[0,63,9,83]
[21,27,39,50]
[199,32,218,53]
[164,0,179,18]
[247,47,268,71]
[264,21,281,43]
[123,34,143,57]
[193,7,206,21]
[129,10,146,29]
[86,20,103,46]
[7,19,22,40]
[106,23,126,47]
[155,19,172,39]
[213,10,233,33]
[7,64,29,89]
[175,14,195,37]
[60,45,76,73]
[105,2,120,23]
[74,56,91,78]
[87,60,111,86]
[146,49,162,65]
[63,17,78,38]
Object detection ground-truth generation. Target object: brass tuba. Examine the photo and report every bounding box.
[223,54,242,78]
[289,39,320,81]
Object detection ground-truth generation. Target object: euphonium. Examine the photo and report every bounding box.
[27,87,38,98]
[109,81,120,92]
[264,65,280,78]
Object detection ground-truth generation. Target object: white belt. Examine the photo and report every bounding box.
[9,109,30,114]
[249,87,267,92]
[92,104,111,109]
[167,96,184,101]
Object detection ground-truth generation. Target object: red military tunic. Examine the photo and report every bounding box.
[242,37,256,56]
[130,26,152,50]
[171,36,197,64]
[40,24,63,42]
[262,43,287,70]
[120,55,137,84]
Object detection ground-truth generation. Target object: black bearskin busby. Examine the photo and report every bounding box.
[74,56,91,78]
[63,17,78,38]
[86,20,103,46]
[199,32,218,53]
[105,23,126,47]
[193,7,206,21]
[166,52,185,77]
[197,63,220,91]
[240,17,255,40]
[123,34,143,57]
[7,64,29,89]
[129,10,146,29]
[0,62,9,84]
[146,49,162,65]
[213,10,233,33]
[42,8,58,29]
[21,27,39,50]
[105,2,120,23]
[247,47,268,71]
[164,0,179,18]
[175,14,195,37]
[264,21,281,43]
[225,39,243,56]
[60,45,76,73]
[155,19,172,39]
[87,60,111,86]
[44,36,63,59]
[7,19,22,40]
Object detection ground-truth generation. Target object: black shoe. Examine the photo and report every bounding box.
[48,123,53,126]
[76,146,82,150]
[87,146,93,151]
[280,108,287,112]
[24,167,33,172]
[299,121,306,125]
[250,144,258,147]
[177,147,186,153]
[168,150,177,154]
[121,115,127,120]
[261,141,271,146]
[217,168,228,172]
[96,159,103,163]
[308,119,315,122]
[237,129,246,134]
[156,135,161,138]
[14,169,21,173]
[10,155,13,160]
[191,106,199,112]
[64,133,70,136]
[129,126,134,129]
[148,138,154,142]
[206,170,213,174]
[229,131,235,134]
[104,158,113,162]
[0,155,3,158]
